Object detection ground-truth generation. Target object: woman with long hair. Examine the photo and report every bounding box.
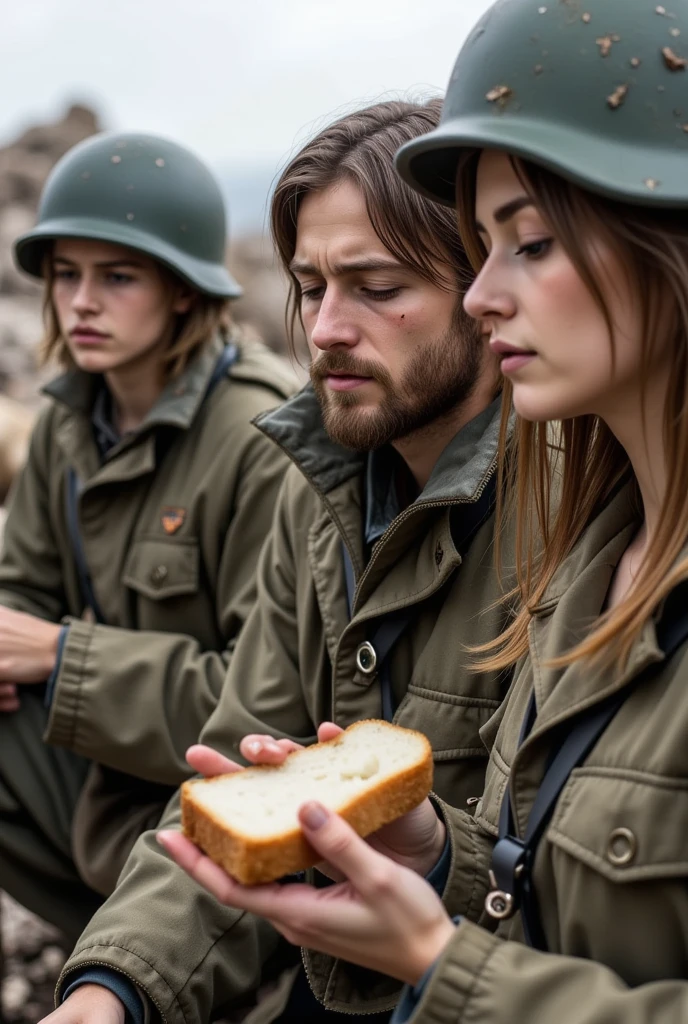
[0,131,295,955]
[159,0,688,1021]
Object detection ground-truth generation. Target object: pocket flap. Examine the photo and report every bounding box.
[548,767,688,882]
[122,538,199,600]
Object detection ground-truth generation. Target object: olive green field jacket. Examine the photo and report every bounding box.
[58,388,514,1022]
[0,335,296,890]
[311,480,688,1023]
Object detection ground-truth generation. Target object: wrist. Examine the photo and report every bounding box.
[64,983,126,1022]
[41,621,62,677]
[405,913,456,987]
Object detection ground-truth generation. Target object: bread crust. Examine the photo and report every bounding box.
[181,720,433,885]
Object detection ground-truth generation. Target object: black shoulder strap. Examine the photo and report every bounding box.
[488,579,688,950]
[66,343,240,624]
[341,470,498,723]
[65,467,107,624]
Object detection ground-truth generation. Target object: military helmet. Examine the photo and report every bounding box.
[14,131,242,297]
[396,0,688,208]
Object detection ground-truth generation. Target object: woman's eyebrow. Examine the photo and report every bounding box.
[475,196,535,234]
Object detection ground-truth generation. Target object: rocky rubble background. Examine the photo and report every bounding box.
[0,103,302,1023]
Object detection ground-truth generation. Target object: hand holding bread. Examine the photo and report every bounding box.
[158,788,456,988]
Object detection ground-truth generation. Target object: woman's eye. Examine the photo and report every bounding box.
[107,272,133,284]
[53,269,76,281]
[515,239,552,260]
[362,287,402,301]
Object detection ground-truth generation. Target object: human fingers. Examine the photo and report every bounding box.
[239,734,303,764]
[0,682,19,713]
[316,722,343,742]
[185,744,243,777]
[297,803,403,903]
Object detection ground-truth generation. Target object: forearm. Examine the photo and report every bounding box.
[44,620,231,784]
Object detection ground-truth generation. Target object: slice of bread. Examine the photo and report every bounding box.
[181,720,433,885]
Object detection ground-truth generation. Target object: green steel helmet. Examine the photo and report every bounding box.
[14,131,242,297]
[396,0,688,208]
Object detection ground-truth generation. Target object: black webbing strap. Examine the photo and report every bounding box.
[489,579,688,950]
[341,472,497,722]
[65,343,239,623]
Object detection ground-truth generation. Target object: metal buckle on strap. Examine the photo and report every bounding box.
[485,837,526,921]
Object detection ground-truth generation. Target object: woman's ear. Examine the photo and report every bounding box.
[172,285,197,315]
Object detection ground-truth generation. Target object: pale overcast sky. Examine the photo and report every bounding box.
[1,0,492,232]
[2,0,493,165]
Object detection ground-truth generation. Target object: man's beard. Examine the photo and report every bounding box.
[310,307,484,452]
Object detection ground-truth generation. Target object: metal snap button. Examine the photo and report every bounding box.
[150,565,169,587]
[355,641,377,675]
[606,827,637,866]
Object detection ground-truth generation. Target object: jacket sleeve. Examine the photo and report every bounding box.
[397,917,688,1024]
[56,471,318,1024]
[44,429,295,786]
[0,407,68,621]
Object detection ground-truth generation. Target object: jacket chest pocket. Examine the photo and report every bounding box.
[122,538,199,600]
[544,767,688,981]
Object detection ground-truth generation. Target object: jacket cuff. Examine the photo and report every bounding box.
[62,968,144,1024]
[403,918,501,1023]
[43,618,95,748]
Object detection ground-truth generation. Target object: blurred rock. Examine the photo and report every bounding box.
[229,235,307,361]
[0,104,99,216]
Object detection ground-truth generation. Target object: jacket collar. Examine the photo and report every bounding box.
[42,333,226,435]
[255,383,503,507]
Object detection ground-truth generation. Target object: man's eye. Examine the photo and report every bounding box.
[515,239,552,260]
[362,287,402,301]
[301,287,324,302]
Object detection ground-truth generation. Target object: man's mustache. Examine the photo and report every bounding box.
[310,352,389,384]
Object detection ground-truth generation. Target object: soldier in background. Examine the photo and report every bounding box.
[0,131,295,952]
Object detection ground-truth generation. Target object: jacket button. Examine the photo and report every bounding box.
[355,642,377,676]
[150,565,169,587]
[606,827,637,866]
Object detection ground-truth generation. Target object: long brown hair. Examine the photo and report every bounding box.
[457,149,688,672]
[41,255,231,379]
[270,99,475,357]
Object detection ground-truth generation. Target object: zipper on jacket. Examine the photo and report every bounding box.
[299,947,397,1017]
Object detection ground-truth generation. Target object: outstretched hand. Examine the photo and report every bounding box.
[158,801,455,987]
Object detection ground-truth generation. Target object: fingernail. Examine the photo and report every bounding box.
[301,802,329,830]
[248,741,261,755]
